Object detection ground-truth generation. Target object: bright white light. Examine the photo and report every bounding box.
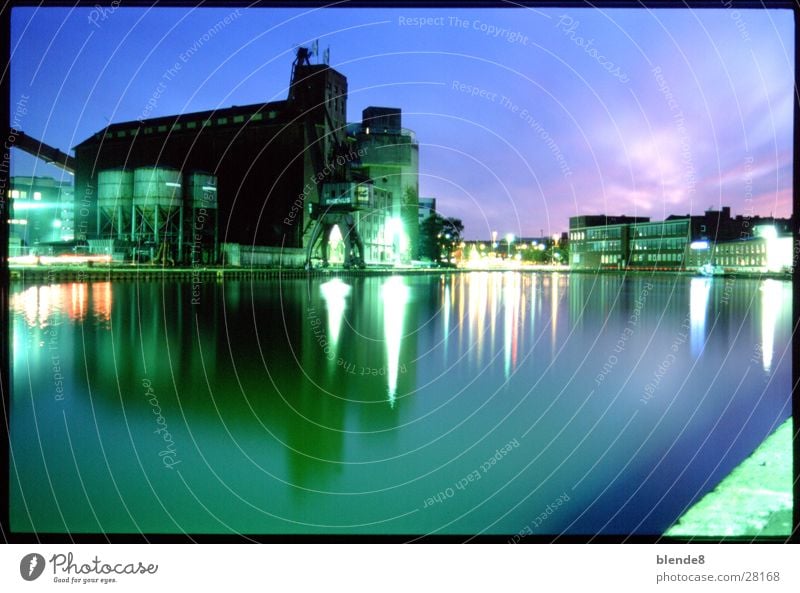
[382,276,409,407]
[52,219,62,228]
[165,182,181,188]
[690,277,710,358]
[505,233,514,243]
[755,225,777,240]
[33,192,42,201]
[690,241,709,250]
[201,186,217,192]
[320,278,351,347]
[760,279,780,373]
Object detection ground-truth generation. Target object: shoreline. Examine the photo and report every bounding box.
[8,264,792,283]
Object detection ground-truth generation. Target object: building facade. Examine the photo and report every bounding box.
[569,208,793,272]
[8,176,74,251]
[72,52,350,264]
[352,107,420,262]
[568,215,649,269]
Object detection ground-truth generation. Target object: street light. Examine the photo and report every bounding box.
[492,230,498,249]
[505,233,514,258]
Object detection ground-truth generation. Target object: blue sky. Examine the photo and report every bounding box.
[10,6,794,238]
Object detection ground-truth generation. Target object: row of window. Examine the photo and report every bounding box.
[105,111,279,139]
[715,242,765,254]
[715,256,765,267]
[632,222,689,237]
[631,238,686,251]
[586,226,622,240]
[600,254,619,264]
[8,190,43,200]
[584,240,622,252]
[630,253,685,263]
[571,221,690,242]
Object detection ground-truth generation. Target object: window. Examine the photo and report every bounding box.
[187,121,197,129]
[173,123,182,131]
[251,113,263,121]
[268,111,277,119]
[233,115,244,123]
[144,127,153,134]
[116,130,126,138]
[33,192,42,201]
[217,117,228,125]
[157,125,167,132]
[130,129,139,136]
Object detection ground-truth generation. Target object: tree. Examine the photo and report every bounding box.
[419,214,464,265]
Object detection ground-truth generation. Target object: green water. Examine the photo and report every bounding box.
[9,272,792,535]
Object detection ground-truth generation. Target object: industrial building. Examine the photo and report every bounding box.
[56,47,420,266]
[569,208,793,272]
[7,176,74,254]
[350,107,420,262]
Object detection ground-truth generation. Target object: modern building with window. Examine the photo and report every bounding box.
[628,218,691,269]
[8,176,74,252]
[569,215,649,269]
[569,208,793,272]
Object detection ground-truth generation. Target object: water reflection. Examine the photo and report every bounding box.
[9,273,792,535]
[503,272,520,379]
[10,282,113,328]
[760,279,782,373]
[690,277,711,358]
[382,276,409,407]
[320,278,350,349]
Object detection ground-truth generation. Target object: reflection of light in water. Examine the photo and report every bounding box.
[468,273,488,364]
[503,273,520,379]
[760,279,781,373]
[11,283,99,328]
[551,273,559,348]
[320,278,351,348]
[92,282,113,324]
[70,283,87,322]
[12,286,41,328]
[443,283,451,359]
[530,274,537,339]
[457,274,464,350]
[690,277,710,358]
[382,276,409,407]
[489,274,501,350]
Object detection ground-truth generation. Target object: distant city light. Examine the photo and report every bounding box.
[690,240,710,250]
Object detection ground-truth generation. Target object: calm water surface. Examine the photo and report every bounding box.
[10,272,792,535]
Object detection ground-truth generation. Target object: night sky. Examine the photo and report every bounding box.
[10,6,794,239]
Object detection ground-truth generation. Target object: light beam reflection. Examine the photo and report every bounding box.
[320,278,351,349]
[690,277,710,358]
[760,279,781,373]
[503,272,521,379]
[382,276,409,407]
